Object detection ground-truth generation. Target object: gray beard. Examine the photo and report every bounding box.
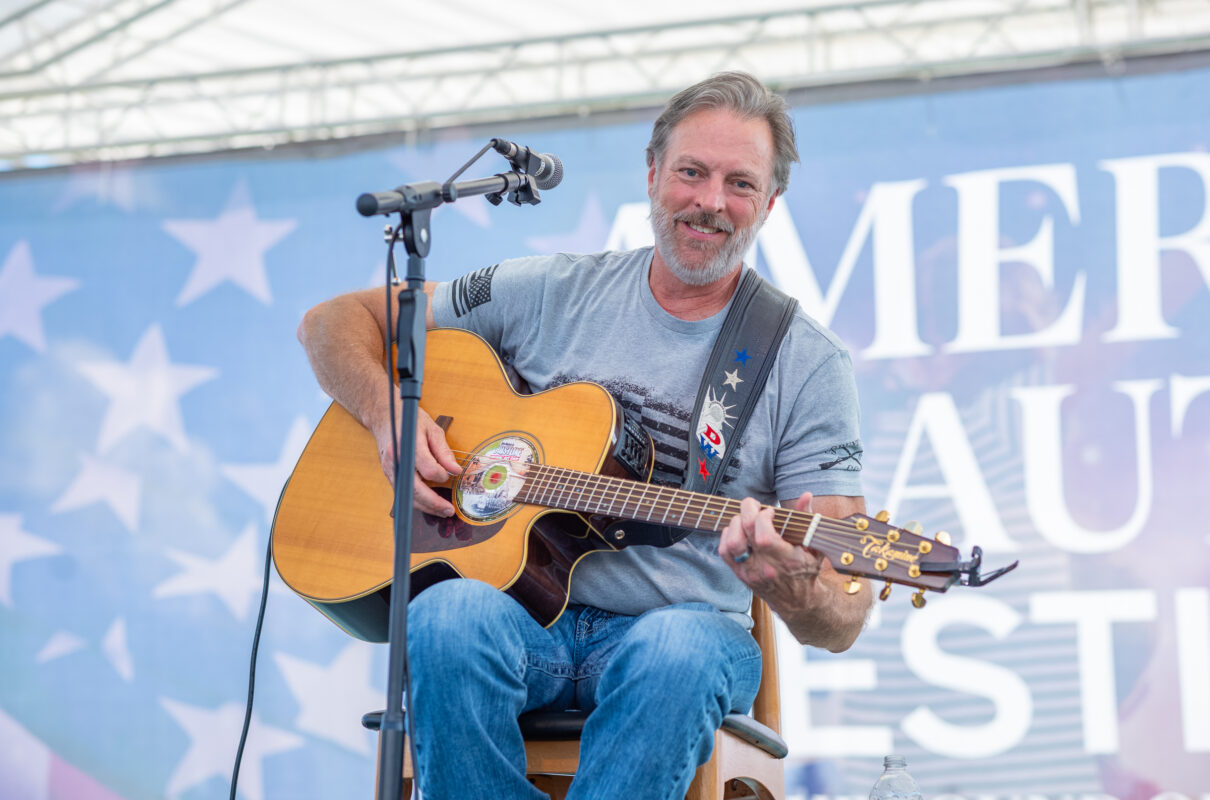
[650,202,764,287]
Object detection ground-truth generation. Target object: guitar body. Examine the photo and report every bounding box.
[271,328,653,641]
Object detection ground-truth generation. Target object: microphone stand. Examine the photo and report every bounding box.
[363,147,544,800]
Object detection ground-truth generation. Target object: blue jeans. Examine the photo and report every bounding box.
[406,579,763,800]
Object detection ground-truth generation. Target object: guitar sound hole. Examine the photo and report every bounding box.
[457,434,539,521]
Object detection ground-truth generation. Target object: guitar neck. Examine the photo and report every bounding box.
[516,463,820,546]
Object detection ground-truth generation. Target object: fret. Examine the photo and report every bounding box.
[536,466,557,508]
[675,490,690,527]
[660,488,675,524]
[692,497,709,529]
[634,483,652,520]
[613,480,635,517]
[571,471,594,513]
[778,510,791,539]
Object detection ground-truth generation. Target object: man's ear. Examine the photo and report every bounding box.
[765,188,779,215]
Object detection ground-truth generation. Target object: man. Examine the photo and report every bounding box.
[299,71,871,799]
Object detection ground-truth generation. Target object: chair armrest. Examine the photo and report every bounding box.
[720,713,788,758]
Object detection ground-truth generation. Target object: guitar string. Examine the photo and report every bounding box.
[438,448,937,552]
[449,449,902,544]
[438,452,944,584]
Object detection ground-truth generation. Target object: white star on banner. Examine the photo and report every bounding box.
[275,642,383,754]
[51,452,142,532]
[76,324,217,454]
[161,180,297,306]
[0,514,62,608]
[222,415,311,524]
[153,523,264,621]
[160,697,303,800]
[0,240,79,352]
[722,369,743,391]
[36,631,87,663]
[103,617,134,682]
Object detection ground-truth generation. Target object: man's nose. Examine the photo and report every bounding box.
[693,176,727,214]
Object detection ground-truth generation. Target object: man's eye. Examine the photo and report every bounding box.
[683,168,699,177]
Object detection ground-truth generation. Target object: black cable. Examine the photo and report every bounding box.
[229,531,274,800]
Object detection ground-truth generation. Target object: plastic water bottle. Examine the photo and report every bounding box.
[869,755,923,800]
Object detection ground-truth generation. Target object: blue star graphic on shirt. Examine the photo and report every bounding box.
[734,349,751,365]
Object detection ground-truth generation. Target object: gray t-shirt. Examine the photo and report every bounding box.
[431,246,863,627]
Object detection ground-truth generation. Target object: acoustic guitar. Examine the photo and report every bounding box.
[271,328,1013,642]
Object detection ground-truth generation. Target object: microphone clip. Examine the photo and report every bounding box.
[484,172,540,208]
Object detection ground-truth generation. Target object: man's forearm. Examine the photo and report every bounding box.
[766,568,872,652]
[297,292,393,432]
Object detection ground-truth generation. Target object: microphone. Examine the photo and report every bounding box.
[491,138,564,190]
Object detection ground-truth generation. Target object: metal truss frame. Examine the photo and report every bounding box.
[1,0,1209,167]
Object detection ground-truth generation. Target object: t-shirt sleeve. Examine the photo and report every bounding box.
[772,347,864,502]
[430,255,553,354]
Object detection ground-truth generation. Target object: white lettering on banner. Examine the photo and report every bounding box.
[755,182,932,360]
[1176,588,1210,751]
[1030,590,1159,754]
[777,605,893,758]
[781,589,1210,762]
[884,392,1015,552]
[1100,153,1210,343]
[900,596,1032,758]
[606,151,1210,356]
[1012,380,1161,554]
[1170,374,1210,437]
[944,164,1086,353]
[603,201,655,251]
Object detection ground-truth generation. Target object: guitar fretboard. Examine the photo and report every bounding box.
[515,463,817,546]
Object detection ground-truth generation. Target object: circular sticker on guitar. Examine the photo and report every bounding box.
[456,435,538,521]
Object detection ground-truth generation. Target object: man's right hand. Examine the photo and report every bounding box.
[374,406,462,517]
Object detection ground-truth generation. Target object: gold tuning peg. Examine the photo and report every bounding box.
[912,590,927,608]
[935,530,952,545]
[879,581,892,601]
[844,577,863,595]
[874,510,891,522]
[905,520,924,535]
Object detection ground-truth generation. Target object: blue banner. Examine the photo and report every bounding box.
[1,62,1207,799]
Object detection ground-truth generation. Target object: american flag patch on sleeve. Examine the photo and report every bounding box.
[450,264,499,317]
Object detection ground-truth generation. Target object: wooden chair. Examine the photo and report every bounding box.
[364,599,786,800]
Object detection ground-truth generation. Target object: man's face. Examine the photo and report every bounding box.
[648,107,778,287]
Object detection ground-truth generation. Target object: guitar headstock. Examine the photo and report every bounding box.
[810,510,965,608]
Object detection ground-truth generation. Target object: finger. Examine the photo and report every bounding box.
[378,441,397,487]
[413,472,455,517]
[792,490,813,513]
[718,513,749,563]
[739,497,761,534]
[424,417,462,476]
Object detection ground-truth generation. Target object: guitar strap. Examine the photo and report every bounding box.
[603,268,799,548]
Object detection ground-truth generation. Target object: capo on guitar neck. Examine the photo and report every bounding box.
[918,545,1019,587]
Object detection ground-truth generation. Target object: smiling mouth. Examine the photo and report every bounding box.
[678,213,733,237]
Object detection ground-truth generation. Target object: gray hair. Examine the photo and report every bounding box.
[645,71,799,196]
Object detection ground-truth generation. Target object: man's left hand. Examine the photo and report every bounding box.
[719,491,871,652]
[719,492,822,598]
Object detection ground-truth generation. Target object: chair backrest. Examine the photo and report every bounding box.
[749,598,781,734]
